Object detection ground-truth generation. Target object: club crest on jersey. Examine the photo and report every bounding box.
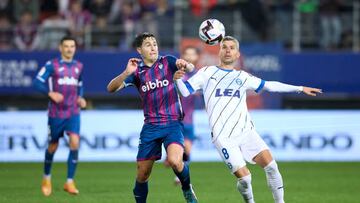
[141,79,169,92]
[235,78,242,85]
[59,67,64,72]
[75,67,79,74]
[158,63,163,69]
[215,88,240,98]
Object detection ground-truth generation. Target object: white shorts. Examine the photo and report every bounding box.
[213,129,269,173]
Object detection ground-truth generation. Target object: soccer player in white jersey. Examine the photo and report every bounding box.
[174,36,322,203]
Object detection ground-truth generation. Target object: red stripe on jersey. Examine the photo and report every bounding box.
[154,62,165,123]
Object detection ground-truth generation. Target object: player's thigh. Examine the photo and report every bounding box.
[240,130,270,165]
[137,124,163,161]
[163,121,185,149]
[214,137,246,174]
[166,143,184,164]
[48,117,66,143]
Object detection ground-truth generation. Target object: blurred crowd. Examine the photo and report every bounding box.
[0,0,357,51]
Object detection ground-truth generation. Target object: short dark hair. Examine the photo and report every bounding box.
[60,36,77,45]
[220,36,239,50]
[133,32,155,48]
[182,46,200,55]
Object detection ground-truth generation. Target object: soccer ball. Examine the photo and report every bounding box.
[199,19,225,45]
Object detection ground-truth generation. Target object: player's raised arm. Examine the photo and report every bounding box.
[263,81,322,96]
[175,58,195,72]
[107,58,140,93]
[174,67,206,97]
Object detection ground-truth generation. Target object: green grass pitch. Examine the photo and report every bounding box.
[0,162,359,203]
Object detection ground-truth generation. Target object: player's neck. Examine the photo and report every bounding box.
[219,63,235,70]
[61,56,73,63]
[143,59,156,67]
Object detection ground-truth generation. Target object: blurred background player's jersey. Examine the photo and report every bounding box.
[35,58,83,118]
[182,72,196,125]
[124,55,183,125]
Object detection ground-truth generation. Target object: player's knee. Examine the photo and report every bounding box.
[69,135,80,150]
[48,142,59,153]
[69,142,79,150]
[137,171,151,182]
[234,166,250,178]
[167,157,182,171]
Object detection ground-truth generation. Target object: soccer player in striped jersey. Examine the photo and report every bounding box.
[33,36,86,196]
[107,32,198,203]
[174,36,322,203]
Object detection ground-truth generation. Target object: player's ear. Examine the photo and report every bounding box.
[136,47,142,55]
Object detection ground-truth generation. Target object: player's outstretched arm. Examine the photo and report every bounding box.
[263,81,322,96]
[107,58,140,93]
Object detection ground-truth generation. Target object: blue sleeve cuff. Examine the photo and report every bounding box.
[184,81,195,94]
[33,78,49,94]
[255,80,265,93]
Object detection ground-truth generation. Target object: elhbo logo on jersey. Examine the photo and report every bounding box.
[57,76,78,86]
[141,79,169,92]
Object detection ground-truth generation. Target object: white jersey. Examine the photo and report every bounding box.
[185,66,264,142]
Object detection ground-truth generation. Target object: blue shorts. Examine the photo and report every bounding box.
[48,114,80,143]
[137,121,184,161]
[183,124,196,142]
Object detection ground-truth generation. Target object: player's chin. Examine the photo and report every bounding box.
[66,53,75,57]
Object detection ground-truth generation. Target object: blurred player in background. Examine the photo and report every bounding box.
[107,32,198,203]
[174,36,322,203]
[165,46,201,185]
[33,36,86,196]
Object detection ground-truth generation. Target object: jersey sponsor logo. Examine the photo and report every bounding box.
[57,76,78,86]
[215,88,240,98]
[141,79,169,92]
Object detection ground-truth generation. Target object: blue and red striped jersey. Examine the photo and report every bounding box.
[33,58,84,118]
[124,55,183,125]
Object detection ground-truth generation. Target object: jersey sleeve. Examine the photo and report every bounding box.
[33,61,54,94]
[243,71,265,93]
[78,71,84,97]
[185,67,207,94]
[165,55,178,73]
[123,73,136,87]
